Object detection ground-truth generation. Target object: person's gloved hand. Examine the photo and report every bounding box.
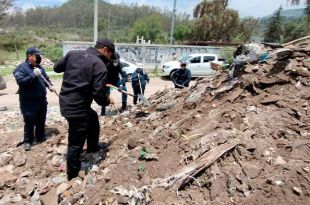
[48,86,56,93]
[118,85,123,92]
[33,68,42,77]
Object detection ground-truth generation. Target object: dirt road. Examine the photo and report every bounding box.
[0,76,178,110]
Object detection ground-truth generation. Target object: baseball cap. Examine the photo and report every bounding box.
[26,47,42,56]
[95,39,115,53]
[180,61,187,66]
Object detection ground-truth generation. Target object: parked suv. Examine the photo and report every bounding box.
[119,59,139,82]
[162,53,224,78]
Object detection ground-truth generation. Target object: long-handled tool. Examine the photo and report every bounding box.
[34,68,59,97]
[106,83,150,106]
[137,74,150,106]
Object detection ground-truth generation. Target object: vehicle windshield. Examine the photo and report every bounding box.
[178,55,191,62]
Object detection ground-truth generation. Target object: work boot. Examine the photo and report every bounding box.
[23,143,31,151]
[121,102,127,111]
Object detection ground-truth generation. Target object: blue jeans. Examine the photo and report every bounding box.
[117,81,127,104]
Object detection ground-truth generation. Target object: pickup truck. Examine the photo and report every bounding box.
[161,53,224,78]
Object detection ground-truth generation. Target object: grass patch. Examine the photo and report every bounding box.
[148,68,161,78]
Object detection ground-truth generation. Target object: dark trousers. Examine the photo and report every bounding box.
[21,101,47,144]
[101,83,127,115]
[66,108,99,180]
[132,85,145,105]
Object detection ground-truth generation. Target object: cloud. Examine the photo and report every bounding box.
[20,3,36,11]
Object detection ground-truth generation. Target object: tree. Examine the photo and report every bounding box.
[132,14,163,42]
[192,0,240,42]
[237,17,259,43]
[0,0,13,20]
[264,6,283,43]
[174,24,192,43]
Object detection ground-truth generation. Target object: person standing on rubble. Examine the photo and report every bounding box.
[101,52,128,116]
[131,66,149,105]
[13,47,53,151]
[54,39,115,180]
[171,61,191,89]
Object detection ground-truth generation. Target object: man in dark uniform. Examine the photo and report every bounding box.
[101,52,128,115]
[13,47,52,151]
[131,67,149,105]
[171,61,191,89]
[54,39,115,180]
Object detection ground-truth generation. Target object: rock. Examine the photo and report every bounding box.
[0,194,11,205]
[0,153,12,167]
[91,165,99,173]
[13,151,27,167]
[78,170,86,179]
[72,179,82,193]
[51,155,62,166]
[274,156,287,165]
[124,122,133,128]
[147,112,159,121]
[156,102,176,111]
[302,167,310,173]
[121,111,130,116]
[41,188,57,205]
[263,150,271,157]
[20,170,32,178]
[56,145,67,155]
[128,137,139,150]
[57,183,70,195]
[30,190,41,204]
[246,106,257,113]
[52,176,67,185]
[274,180,284,186]
[10,194,23,203]
[293,187,302,195]
[0,169,17,188]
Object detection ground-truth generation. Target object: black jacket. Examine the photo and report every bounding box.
[171,68,191,87]
[54,47,110,118]
[13,60,50,102]
[131,68,149,88]
[107,63,127,86]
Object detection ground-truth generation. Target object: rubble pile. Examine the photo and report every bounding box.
[0,41,309,205]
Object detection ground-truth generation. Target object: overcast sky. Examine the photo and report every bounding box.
[14,0,306,17]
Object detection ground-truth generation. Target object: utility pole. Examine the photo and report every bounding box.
[108,9,111,39]
[94,0,98,43]
[169,0,177,45]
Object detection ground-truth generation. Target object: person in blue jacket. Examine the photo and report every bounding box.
[13,47,53,151]
[171,61,191,89]
[131,67,149,105]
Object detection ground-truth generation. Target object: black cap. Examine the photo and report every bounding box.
[95,39,115,52]
[26,47,42,56]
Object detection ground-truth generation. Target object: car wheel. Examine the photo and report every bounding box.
[169,70,177,80]
[127,74,132,82]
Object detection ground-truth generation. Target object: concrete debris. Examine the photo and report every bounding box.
[293,187,303,196]
[0,41,310,204]
[274,156,287,165]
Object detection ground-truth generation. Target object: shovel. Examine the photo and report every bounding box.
[34,68,59,97]
[106,84,150,106]
[137,74,150,106]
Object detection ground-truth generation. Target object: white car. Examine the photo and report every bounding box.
[119,59,139,82]
[162,53,223,78]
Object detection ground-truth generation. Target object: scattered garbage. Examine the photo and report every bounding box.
[0,40,309,204]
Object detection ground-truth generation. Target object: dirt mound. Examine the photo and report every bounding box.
[0,42,309,205]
